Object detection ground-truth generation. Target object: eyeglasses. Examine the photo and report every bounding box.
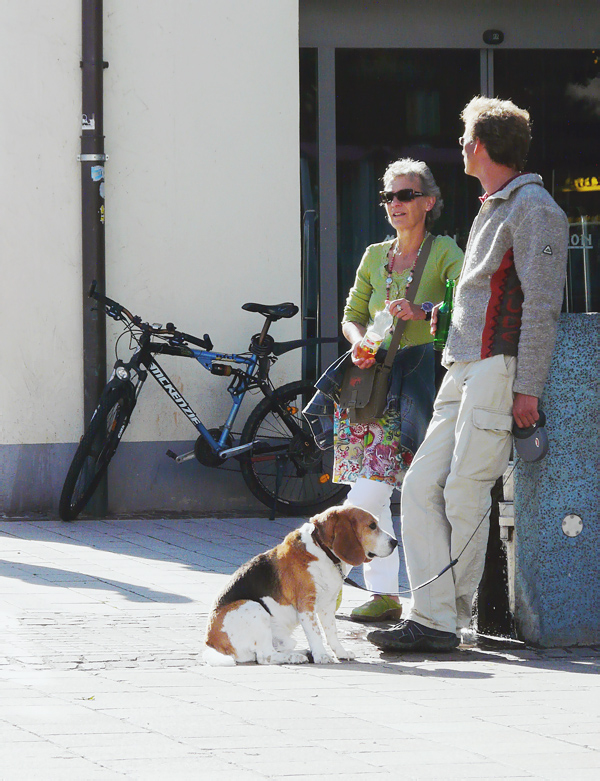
[379,188,424,204]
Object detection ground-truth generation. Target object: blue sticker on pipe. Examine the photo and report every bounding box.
[91,166,104,182]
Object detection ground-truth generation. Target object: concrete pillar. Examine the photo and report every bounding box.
[512,313,599,647]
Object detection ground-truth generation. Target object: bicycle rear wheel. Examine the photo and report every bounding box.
[59,384,135,521]
[240,380,348,515]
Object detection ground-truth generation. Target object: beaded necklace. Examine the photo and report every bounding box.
[385,233,428,303]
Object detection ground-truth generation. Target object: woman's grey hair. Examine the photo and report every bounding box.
[382,158,443,230]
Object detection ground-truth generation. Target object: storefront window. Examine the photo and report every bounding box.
[334,49,480,315]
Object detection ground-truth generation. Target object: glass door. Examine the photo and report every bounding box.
[494,49,600,312]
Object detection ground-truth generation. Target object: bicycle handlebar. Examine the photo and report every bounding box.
[88,280,212,350]
[89,280,131,320]
[166,324,213,351]
[88,281,332,357]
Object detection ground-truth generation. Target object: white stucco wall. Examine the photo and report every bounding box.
[1,0,301,446]
[1,3,82,446]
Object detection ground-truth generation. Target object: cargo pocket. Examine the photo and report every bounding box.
[455,407,514,481]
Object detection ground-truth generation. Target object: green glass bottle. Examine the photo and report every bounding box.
[433,279,456,352]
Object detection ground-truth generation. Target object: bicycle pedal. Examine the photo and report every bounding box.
[165,449,196,464]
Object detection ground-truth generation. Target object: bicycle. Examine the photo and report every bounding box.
[59,283,348,522]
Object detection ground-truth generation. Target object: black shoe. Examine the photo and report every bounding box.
[367,619,459,652]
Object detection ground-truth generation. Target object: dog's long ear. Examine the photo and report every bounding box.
[311,506,339,549]
[331,509,367,566]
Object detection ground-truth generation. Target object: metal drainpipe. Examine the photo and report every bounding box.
[79,0,108,515]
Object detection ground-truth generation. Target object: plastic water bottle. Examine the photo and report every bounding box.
[433,279,456,352]
[356,303,394,360]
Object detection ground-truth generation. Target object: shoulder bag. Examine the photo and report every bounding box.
[339,234,434,425]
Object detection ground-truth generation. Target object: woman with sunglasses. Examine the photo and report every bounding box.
[337,158,464,623]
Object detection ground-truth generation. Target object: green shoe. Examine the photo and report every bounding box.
[336,589,343,611]
[350,595,403,623]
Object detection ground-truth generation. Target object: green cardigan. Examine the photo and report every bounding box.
[343,234,464,349]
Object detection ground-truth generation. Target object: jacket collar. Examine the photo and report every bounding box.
[483,172,544,203]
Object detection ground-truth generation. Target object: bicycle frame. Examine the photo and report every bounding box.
[115,329,276,462]
[55,282,351,522]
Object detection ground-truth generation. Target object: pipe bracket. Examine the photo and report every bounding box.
[78,154,108,162]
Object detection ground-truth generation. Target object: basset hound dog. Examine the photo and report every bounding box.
[204,504,397,665]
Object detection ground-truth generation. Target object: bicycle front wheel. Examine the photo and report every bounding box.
[240,380,348,515]
[59,384,135,521]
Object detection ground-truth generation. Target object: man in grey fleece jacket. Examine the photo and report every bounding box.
[368,97,568,652]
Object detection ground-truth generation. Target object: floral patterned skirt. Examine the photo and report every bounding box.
[332,404,414,487]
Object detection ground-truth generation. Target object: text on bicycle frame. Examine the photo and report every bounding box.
[147,363,202,426]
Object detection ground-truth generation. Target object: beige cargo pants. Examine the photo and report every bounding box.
[401,354,516,635]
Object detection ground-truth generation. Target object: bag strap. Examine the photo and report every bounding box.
[382,233,434,370]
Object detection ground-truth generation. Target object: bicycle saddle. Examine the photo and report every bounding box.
[242,302,299,320]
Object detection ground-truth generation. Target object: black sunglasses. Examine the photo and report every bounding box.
[380,188,424,204]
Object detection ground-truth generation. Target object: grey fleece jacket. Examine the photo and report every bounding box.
[444,174,568,398]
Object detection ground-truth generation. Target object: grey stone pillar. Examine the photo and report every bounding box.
[512,313,599,647]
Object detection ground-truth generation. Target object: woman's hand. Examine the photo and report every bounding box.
[350,340,376,369]
[343,321,375,368]
[389,298,425,321]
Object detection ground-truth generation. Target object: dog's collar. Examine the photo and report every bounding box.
[311,526,343,573]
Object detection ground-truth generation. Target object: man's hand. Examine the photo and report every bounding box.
[513,393,539,428]
[430,303,441,336]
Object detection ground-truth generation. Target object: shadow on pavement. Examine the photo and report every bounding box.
[0,559,192,603]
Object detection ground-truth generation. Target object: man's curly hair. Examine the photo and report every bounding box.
[461,96,532,171]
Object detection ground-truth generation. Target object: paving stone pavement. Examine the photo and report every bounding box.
[0,515,599,780]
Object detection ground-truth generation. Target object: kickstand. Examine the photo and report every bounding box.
[269,454,285,521]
